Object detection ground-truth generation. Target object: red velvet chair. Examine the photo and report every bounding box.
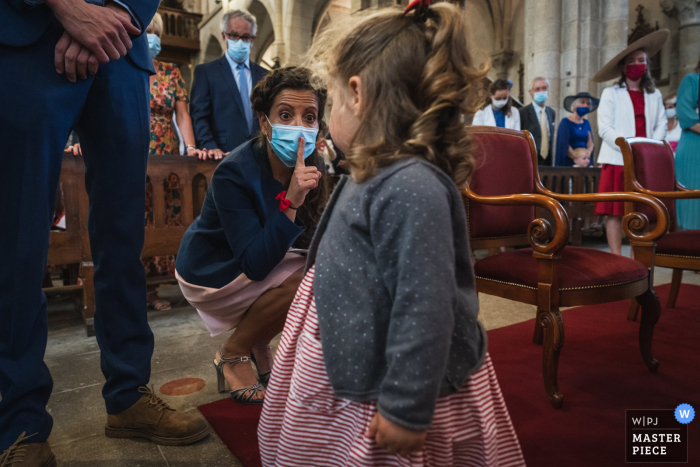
[463,126,669,409]
[618,137,700,312]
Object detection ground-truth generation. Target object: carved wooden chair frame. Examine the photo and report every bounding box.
[619,136,700,313]
[463,126,669,409]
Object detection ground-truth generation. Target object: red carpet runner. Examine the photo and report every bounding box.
[199,283,699,467]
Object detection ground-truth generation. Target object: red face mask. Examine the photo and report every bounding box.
[625,64,646,81]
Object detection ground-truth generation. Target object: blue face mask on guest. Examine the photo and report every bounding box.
[265,116,319,167]
[576,107,591,117]
[147,34,161,60]
[227,39,251,64]
[533,91,548,104]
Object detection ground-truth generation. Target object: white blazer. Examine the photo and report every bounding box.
[473,104,521,130]
[597,84,667,166]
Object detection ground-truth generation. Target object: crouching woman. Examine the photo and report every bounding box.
[175,67,328,404]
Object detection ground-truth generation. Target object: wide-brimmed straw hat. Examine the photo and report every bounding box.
[563,92,600,113]
[591,29,669,83]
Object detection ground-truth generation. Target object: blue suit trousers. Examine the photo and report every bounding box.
[0,20,154,449]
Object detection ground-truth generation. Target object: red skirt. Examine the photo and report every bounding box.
[258,266,526,467]
[594,164,626,216]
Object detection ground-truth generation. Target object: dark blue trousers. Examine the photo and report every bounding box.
[0,20,154,450]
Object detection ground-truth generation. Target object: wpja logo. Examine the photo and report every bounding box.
[625,405,694,463]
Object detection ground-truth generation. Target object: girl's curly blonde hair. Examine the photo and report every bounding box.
[307,3,488,186]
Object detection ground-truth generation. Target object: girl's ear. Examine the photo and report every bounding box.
[348,76,363,118]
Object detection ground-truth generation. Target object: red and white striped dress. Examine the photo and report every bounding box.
[258,267,526,467]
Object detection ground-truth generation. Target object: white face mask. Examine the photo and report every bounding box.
[492,98,508,109]
[665,108,676,119]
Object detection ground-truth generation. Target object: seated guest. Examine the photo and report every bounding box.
[144,13,204,311]
[175,67,328,404]
[519,77,555,165]
[473,78,521,130]
[190,10,268,160]
[555,92,598,167]
[664,92,681,153]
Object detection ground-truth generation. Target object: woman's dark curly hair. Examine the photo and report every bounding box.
[250,66,330,248]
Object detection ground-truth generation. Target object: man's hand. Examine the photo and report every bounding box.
[47,0,139,65]
[366,412,426,458]
[55,32,100,82]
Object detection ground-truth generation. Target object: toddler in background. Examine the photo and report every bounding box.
[258,2,526,466]
[572,147,591,167]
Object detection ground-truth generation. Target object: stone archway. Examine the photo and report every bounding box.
[202,34,223,64]
[248,0,276,65]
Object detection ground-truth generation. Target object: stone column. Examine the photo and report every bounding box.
[524,0,561,166]
[525,0,562,113]
[597,0,629,91]
[662,0,700,79]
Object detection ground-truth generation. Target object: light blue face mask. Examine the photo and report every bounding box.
[265,116,319,167]
[147,34,161,60]
[533,91,548,104]
[227,39,251,64]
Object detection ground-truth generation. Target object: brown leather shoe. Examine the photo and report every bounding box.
[105,386,210,446]
[0,432,56,467]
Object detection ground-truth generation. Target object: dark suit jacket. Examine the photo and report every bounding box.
[0,0,157,74]
[190,56,267,153]
[176,139,305,288]
[519,103,556,164]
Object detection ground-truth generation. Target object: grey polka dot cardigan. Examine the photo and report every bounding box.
[305,158,487,431]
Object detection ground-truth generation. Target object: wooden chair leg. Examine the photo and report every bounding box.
[627,298,640,321]
[539,308,565,409]
[532,318,544,345]
[667,268,683,309]
[636,289,660,373]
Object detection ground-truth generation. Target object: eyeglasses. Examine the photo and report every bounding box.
[225,32,255,43]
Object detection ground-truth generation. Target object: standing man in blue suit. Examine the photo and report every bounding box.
[0,0,210,463]
[190,10,268,160]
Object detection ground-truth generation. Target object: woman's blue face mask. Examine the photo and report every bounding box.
[265,116,319,167]
[147,34,161,60]
[576,107,591,117]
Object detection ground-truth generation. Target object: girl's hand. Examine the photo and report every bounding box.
[366,412,426,457]
[286,137,322,208]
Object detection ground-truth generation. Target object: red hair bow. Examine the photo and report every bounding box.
[404,0,431,15]
[276,191,292,211]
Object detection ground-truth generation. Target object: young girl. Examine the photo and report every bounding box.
[472,79,521,130]
[258,3,526,466]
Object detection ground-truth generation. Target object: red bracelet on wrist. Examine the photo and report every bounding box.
[275,191,297,212]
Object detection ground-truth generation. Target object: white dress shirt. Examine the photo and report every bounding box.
[225,53,253,97]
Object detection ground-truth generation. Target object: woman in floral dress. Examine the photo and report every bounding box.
[144,13,204,310]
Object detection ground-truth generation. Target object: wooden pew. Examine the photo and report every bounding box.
[538,167,601,246]
[46,154,217,336]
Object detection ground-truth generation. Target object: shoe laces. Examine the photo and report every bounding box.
[138,386,173,412]
[0,432,36,467]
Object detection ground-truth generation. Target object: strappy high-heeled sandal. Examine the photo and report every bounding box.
[213,348,264,405]
[250,351,271,388]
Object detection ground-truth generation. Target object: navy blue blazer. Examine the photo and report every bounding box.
[190,56,268,153]
[0,0,157,74]
[176,140,305,289]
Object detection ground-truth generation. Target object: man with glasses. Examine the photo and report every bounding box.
[191,9,267,160]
